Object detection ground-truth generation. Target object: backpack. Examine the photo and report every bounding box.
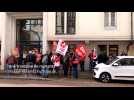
[42,54,49,65]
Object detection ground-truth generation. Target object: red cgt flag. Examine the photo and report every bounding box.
[75,44,87,60]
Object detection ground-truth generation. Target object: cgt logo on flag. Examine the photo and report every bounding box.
[75,45,87,60]
[56,39,68,56]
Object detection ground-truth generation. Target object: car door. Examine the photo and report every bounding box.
[126,58,134,77]
[111,58,132,78]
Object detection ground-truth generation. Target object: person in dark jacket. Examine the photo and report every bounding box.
[26,51,35,65]
[62,52,70,78]
[88,49,97,70]
[41,53,49,78]
[72,53,80,79]
[48,52,53,72]
[80,59,85,72]
[98,52,109,64]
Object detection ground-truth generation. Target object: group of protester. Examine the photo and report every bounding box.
[6,47,86,79]
[5,46,128,79]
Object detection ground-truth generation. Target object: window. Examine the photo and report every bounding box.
[116,58,131,66]
[129,58,134,66]
[109,45,118,56]
[67,12,76,34]
[68,44,76,52]
[104,12,109,27]
[104,12,116,28]
[56,12,76,35]
[111,12,116,26]
[16,19,43,53]
[56,12,64,34]
[116,58,134,66]
[98,45,107,55]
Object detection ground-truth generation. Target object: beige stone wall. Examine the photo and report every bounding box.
[86,41,129,56]
[128,43,134,56]
[47,12,132,41]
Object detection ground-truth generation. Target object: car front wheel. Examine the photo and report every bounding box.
[99,72,111,83]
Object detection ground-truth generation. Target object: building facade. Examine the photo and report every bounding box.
[0,12,133,70]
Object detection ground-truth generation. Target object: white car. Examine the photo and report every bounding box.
[93,56,134,83]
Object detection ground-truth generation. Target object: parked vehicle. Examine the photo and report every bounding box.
[93,56,134,83]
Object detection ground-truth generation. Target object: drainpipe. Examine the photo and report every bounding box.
[127,12,133,52]
[131,12,133,42]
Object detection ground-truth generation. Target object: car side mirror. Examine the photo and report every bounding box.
[112,63,119,66]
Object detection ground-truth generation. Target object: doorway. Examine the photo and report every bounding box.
[98,45,107,55]
[109,45,118,56]
[16,19,43,56]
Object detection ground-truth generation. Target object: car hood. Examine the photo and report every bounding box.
[95,63,110,68]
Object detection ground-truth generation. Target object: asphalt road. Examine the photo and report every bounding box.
[0,78,134,87]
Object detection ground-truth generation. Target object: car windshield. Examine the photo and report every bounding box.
[107,56,119,65]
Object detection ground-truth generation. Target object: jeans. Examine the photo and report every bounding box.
[55,67,60,76]
[63,64,68,77]
[72,64,78,79]
[6,64,16,70]
[90,61,96,69]
[80,61,84,72]
[40,67,48,77]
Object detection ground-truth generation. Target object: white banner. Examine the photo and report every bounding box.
[56,39,68,56]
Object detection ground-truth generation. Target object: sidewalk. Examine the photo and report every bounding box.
[0,83,74,87]
[0,70,98,87]
[0,70,93,80]
[0,77,93,87]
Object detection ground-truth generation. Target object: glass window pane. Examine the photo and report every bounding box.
[26,20,30,24]
[104,12,109,27]
[31,25,43,33]
[25,25,31,31]
[38,20,41,24]
[116,58,130,66]
[29,31,39,41]
[40,20,43,25]
[56,27,63,33]
[56,12,62,26]
[31,20,36,24]
[109,45,118,57]
[16,19,43,54]
[67,27,75,34]
[67,12,76,34]
[130,58,134,65]
[56,12,64,34]
[111,12,116,26]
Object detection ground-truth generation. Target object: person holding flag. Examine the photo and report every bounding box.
[75,44,87,72]
[51,53,61,77]
[88,48,97,70]
[71,52,80,79]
